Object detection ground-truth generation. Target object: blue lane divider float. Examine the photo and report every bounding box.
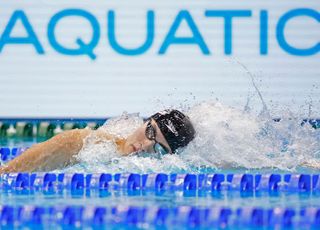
[0,205,319,228]
[0,147,28,162]
[300,207,320,228]
[227,174,254,191]
[85,173,112,189]
[313,175,320,190]
[235,207,264,228]
[283,174,312,192]
[1,173,320,193]
[206,173,225,191]
[268,207,296,228]
[0,148,11,162]
[32,173,57,191]
[142,173,168,191]
[114,173,141,190]
[255,174,281,192]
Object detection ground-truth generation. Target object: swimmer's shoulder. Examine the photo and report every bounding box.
[91,128,118,141]
[84,128,126,154]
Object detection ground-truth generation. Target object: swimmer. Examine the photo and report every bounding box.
[0,109,195,173]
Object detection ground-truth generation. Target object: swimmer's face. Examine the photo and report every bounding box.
[123,119,172,155]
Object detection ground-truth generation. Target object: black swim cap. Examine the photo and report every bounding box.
[150,109,195,153]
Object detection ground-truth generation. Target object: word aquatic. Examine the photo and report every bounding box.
[0,9,319,60]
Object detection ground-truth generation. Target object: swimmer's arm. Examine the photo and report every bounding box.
[0,129,92,173]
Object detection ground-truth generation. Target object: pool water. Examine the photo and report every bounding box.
[1,103,320,228]
[0,171,320,229]
[1,178,320,208]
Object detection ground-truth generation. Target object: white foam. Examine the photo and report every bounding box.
[184,102,320,171]
[62,102,320,173]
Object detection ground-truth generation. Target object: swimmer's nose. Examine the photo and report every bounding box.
[132,143,143,152]
[142,139,155,153]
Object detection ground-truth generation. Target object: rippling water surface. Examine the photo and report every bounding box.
[56,101,320,174]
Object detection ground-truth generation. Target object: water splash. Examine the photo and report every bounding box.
[232,57,271,118]
[184,102,320,171]
[61,102,320,174]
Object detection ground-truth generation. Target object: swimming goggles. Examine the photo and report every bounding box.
[145,119,170,155]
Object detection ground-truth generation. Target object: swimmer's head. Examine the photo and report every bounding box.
[122,109,195,155]
[149,109,196,153]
